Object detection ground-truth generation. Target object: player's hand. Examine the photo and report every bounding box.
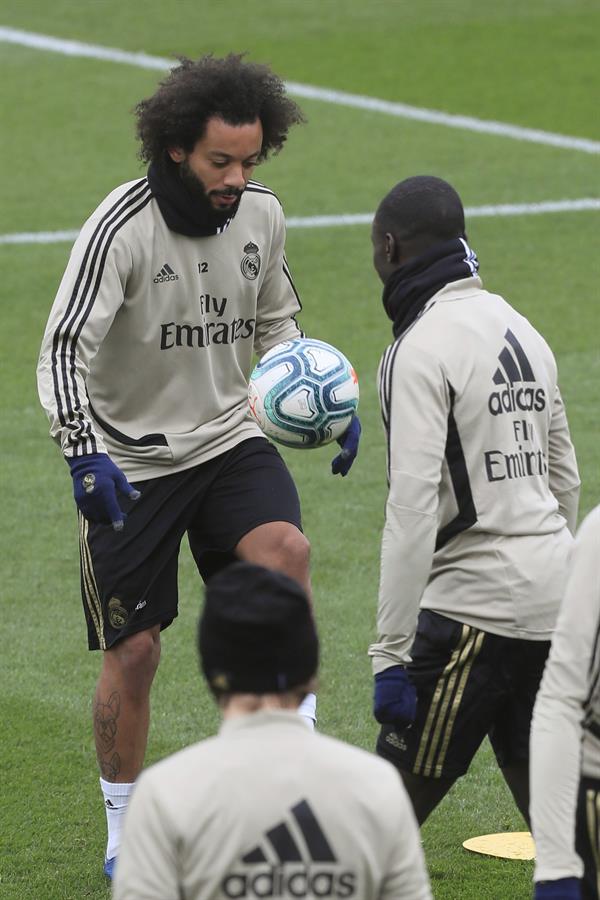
[331,415,361,476]
[374,665,417,727]
[534,878,582,899]
[66,453,141,531]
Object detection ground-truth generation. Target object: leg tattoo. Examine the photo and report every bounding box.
[94,691,121,779]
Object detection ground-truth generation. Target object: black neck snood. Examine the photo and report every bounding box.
[382,238,480,338]
[147,160,239,237]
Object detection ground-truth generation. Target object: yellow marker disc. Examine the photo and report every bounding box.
[462,832,535,860]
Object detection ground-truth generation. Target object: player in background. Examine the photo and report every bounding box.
[113,562,432,900]
[530,504,600,900]
[367,175,580,826]
[36,54,360,878]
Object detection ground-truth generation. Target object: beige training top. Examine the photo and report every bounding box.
[531,505,600,883]
[37,178,302,480]
[370,278,580,672]
[113,711,432,900]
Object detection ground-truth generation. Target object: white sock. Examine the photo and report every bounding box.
[298,692,317,730]
[100,777,135,860]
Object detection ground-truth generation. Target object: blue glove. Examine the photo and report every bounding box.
[374,665,417,727]
[331,415,361,476]
[67,453,141,531]
[534,878,582,899]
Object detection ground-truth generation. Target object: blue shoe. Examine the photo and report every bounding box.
[104,857,116,879]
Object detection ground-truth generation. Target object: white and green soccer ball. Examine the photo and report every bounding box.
[248,337,359,448]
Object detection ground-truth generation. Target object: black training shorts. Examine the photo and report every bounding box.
[78,437,302,650]
[376,609,550,780]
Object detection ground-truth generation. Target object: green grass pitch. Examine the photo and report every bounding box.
[1,1,598,897]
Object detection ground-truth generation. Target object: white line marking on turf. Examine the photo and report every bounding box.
[470,198,600,216]
[0,229,81,245]
[1,199,598,245]
[1,26,599,155]
[283,84,600,155]
[287,198,600,228]
[0,25,170,69]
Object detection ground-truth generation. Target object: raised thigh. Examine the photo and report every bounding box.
[188,437,303,581]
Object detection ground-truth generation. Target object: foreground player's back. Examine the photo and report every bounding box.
[113,710,432,900]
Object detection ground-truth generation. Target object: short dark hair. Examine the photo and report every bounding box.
[135,54,305,165]
[375,175,465,245]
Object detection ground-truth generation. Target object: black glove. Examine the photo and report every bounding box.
[331,415,361,476]
[67,453,141,531]
[373,665,417,727]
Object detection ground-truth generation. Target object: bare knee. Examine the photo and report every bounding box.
[275,527,311,575]
[236,523,311,595]
[265,528,311,601]
[102,627,161,694]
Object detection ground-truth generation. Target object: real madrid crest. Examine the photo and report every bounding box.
[241,241,261,280]
[108,597,129,629]
[82,472,96,494]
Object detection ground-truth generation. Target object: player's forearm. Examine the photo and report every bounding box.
[370,502,436,672]
[254,266,303,356]
[369,636,414,673]
[253,223,303,356]
[548,388,580,534]
[254,314,303,357]
[530,698,583,882]
[553,483,580,536]
[37,340,106,457]
[38,222,130,454]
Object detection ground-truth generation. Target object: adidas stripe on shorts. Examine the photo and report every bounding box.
[376,609,550,779]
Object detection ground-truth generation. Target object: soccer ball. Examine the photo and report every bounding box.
[248,338,359,448]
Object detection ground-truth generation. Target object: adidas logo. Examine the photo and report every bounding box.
[153,263,179,283]
[385,731,408,752]
[488,328,546,416]
[222,799,357,897]
[241,799,336,865]
[492,328,535,386]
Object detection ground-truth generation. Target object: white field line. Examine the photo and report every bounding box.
[2,26,600,155]
[288,198,600,228]
[1,199,599,246]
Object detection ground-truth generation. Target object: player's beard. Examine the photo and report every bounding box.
[178,160,243,228]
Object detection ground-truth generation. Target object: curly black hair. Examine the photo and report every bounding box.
[135,54,306,165]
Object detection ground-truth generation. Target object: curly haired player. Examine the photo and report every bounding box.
[37,53,360,878]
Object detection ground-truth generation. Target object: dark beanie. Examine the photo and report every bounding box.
[199,562,319,694]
